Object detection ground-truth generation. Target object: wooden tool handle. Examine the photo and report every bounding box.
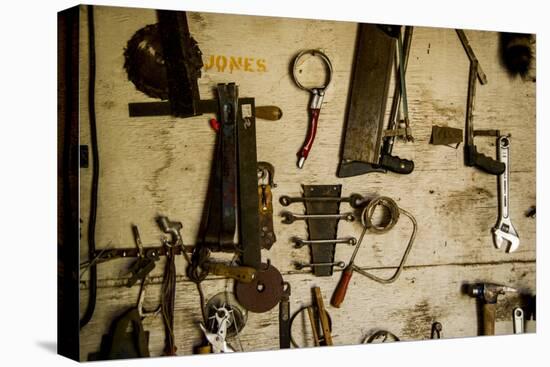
[313,287,333,346]
[207,263,256,283]
[194,345,212,354]
[255,106,283,121]
[483,302,496,336]
[331,265,353,308]
[306,306,320,346]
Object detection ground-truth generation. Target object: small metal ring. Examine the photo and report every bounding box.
[292,49,333,93]
[499,135,510,148]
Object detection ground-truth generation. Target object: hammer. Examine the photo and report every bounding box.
[468,283,517,335]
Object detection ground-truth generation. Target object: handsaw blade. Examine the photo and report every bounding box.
[341,23,397,164]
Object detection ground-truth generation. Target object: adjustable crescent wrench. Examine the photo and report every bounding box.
[492,136,520,252]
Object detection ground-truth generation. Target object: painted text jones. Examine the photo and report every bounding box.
[204,55,267,73]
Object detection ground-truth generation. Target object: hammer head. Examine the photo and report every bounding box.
[468,283,517,304]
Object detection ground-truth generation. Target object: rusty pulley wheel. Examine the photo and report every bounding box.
[235,262,284,313]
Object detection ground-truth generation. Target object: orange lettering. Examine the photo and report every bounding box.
[204,54,215,71]
[216,55,227,72]
[229,57,242,73]
[205,54,268,73]
[244,57,254,72]
[256,58,267,72]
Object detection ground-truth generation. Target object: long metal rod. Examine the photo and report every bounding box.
[397,31,409,122]
[456,29,488,84]
[352,208,417,284]
[386,26,413,154]
[348,227,367,265]
[465,60,478,149]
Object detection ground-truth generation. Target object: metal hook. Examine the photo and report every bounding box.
[257,161,276,187]
[137,280,161,319]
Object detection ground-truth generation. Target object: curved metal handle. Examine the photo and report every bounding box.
[297,108,320,168]
[292,50,332,169]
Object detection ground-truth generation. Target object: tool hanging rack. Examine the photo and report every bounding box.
[64,5,536,361]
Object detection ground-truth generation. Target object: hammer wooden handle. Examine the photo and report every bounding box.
[483,302,496,336]
[331,265,353,308]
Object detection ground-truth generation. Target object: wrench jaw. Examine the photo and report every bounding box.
[492,225,520,253]
[279,195,291,206]
[345,213,356,222]
[280,211,295,225]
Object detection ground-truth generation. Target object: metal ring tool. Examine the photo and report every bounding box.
[331,196,418,308]
[291,49,333,168]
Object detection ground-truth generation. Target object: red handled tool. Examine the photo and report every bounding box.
[330,225,367,308]
[331,196,415,307]
[291,49,333,168]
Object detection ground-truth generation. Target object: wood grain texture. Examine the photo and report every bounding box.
[77,5,536,360]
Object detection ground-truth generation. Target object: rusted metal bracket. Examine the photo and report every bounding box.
[88,245,191,266]
[279,282,291,348]
[196,85,262,269]
[258,162,277,250]
[303,184,342,276]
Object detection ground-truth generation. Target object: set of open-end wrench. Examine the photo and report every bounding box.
[280,188,362,273]
[78,7,534,360]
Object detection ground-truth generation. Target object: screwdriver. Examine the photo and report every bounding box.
[330,226,368,308]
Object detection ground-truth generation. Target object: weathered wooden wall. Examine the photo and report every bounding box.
[77,5,536,360]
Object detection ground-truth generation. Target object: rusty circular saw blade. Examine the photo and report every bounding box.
[123,24,169,100]
[123,23,203,100]
[235,263,284,313]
